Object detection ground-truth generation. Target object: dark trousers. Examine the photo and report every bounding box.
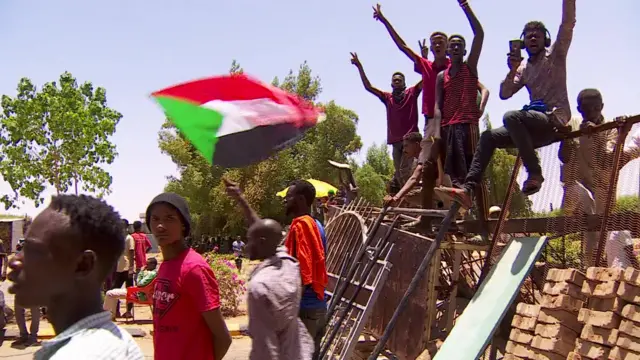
[112,271,134,313]
[441,123,477,188]
[464,110,559,192]
[14,301,39,339]
[300,307,327,358]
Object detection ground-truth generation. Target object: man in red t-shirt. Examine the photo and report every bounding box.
[147,192,231,360]
[432,0,486,189]
[131,221,151,276]
[350,52,422,193]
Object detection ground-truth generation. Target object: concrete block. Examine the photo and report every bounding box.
[502,354,525,360]
[510,328,535,345]
[578,309,622,329]
[619,319,640,339]
[534,323,578,339]
[618,282,640,305]
[537,308,582,333]
[580,324,619,347]
[622,304,640,323]
[582,280,620,299]
[587,267,624,282]
[624,268,640,288]
[505,341,566,360]
[590,297,627,314]
[513,314,538,331]
[547,268,586,286]
[609,346,640,360]
[617,333,640,353]
[517,303,542,318]
[543,281,586,301]
[541,294,584,313]
[574,338,611,359]
[531,335,575,355]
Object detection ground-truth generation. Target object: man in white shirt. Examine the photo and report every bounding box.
[109,219,135,319]
[559,89,640,268]
[7,195,143,359]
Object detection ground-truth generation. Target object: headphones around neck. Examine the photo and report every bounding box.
[520,28,552,48]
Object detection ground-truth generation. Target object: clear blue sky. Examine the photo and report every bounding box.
[0,0,639,220]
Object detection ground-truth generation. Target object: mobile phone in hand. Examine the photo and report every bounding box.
[509,39,524,59]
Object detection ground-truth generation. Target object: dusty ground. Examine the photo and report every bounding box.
[0,335,253,359]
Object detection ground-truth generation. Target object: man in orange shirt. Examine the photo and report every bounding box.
[225,179,328,357]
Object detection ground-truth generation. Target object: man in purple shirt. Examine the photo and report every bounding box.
[436,0,576,210]
[350,52,422,192]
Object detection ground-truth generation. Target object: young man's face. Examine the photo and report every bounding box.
[149,203,184,247]
[8,208,79,308]
[403,139,421,158]
[430,35,448,58]
[146,259,157,271]
[523,29,545,55]
[284,186,299,216]
[391,74,405,90]
[447,38,466,61]
[578,96,604,124]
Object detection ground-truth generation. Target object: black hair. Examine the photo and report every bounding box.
[430,31,448,40]
[448,34,466,47]
[577,88,603,106]
[403,132,423,143]
[289,180,316,207]
[522,21,548,36]
[122,219,129,226]
[133,221,142,232]
[392,72,405,80]
[147,257,158,265]
[49,194,124,280]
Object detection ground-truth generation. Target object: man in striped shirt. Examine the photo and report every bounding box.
[436,0,576,209]
[433,0,485,190]
[7,195,143,359]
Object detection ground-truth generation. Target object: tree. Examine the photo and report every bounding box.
[0,72,121,208]
[353,143,394,205]
[482,114,533,216]
[158,61,362,237]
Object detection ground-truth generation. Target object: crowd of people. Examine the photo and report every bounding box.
[0,175,330,359]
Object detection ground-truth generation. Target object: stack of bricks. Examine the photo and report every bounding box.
[504,269,586,360]
[568,267,640,359]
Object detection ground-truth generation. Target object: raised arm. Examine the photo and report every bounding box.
[224,178,260,226]
[499,57,524,100]
[551,0,576,59]
[350,53,385,100]
[477,81,489,115]
[458,0,484,73]
[432,71,445,132]
[373,4,420,63]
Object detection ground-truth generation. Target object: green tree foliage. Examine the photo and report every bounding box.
[158,61,362,237]
[353,143,394,205]
[0,72,121,208]
[482,114,533,216]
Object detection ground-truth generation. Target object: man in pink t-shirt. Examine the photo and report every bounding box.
[148,192,232,360]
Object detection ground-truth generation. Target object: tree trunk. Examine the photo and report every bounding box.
[74,174,78,195]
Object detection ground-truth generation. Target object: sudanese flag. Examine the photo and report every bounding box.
[152,74,325,168]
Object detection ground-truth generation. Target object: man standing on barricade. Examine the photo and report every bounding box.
[350,52,422,192]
